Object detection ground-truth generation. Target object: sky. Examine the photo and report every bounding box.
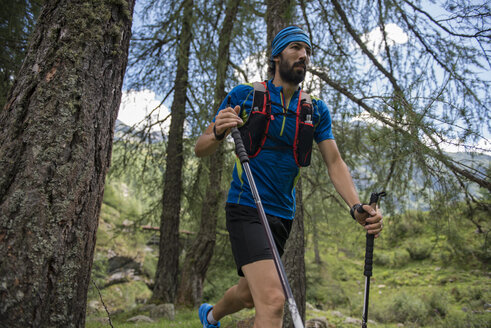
[117,2,490,154]
[117,24,408,126]
[118,89,170,132]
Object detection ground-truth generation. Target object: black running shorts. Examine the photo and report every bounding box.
[225,203,293,277]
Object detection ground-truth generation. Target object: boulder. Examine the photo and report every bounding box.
[344,317,362,325]
[126,315,154,323]
[306,317,329,328]
[149,303,175,320]
[107,256,141,274]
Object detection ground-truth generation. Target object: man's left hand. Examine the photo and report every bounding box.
[355,205,383,238]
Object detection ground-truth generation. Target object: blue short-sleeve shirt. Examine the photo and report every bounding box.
[214,79,334,219]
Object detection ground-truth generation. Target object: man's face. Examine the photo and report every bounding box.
[276,41,311,85]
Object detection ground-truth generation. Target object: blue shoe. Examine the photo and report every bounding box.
[199,303,220,328]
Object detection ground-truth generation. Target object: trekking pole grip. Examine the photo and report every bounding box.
[231,127,249,164]
[364,233,374,277]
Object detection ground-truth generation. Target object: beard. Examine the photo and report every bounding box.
[278,55,307,85]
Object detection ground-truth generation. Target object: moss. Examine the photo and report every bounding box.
[109,0,132,21]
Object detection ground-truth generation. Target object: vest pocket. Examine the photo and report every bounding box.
[240,111,269,156]
[296,121,314,166]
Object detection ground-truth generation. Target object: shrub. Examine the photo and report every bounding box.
[307,283,350,309]
[405,240,432,260]
[387,291,429,324]
[437,312,491,328]
[426,290,449,318]
[386,212,425,246]
[391,249,411,267]
[373,251,392,266]
[324,283,350,309]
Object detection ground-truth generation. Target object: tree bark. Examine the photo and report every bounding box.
[282,179,306,328]
[152,0,194,304]
[264,1,306,325]
[177,0,242,307]
[0,0,134,326]
[265,0,296,59]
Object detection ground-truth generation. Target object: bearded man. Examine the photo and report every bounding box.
[194,26,383,328]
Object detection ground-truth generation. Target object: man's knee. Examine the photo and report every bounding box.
[262,289,285,316]
[237,287,254,308]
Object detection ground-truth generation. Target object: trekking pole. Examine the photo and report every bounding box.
[361,191,386,328]
[228,99,304,328]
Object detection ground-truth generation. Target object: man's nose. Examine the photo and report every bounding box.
[298,48,308,62]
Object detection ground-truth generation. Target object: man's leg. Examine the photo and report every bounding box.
[242,259,285,328]
[211,276,254,320]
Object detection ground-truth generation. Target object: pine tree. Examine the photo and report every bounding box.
[0,0,134,326]
[177,0,242,307]
[152,0,194,303]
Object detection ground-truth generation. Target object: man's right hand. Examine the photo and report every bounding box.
[214,105,242,136]
[195,104,243,157]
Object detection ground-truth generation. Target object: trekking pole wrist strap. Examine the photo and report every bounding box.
[350,203,366,220]
[213,124,226,141]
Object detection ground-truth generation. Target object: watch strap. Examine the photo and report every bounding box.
[350,203,366,220]
[213,125,226,141]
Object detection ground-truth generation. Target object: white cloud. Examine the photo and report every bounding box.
[233,51,268,83]
[351,111,391,127]
[361,23,408,55]
[429,136,491,155]
[118,90,170,132]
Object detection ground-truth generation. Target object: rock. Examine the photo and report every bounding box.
[396,323,405,327]
[139,303,156,312]
[306,302,317,311]
[107,249,116,258]
[149,303,175,320]
[344,317,362,325]
[377,284,386,288]
[331,310,343,317]
[122,219,134,227]
[104,269,136,288]
[107,256,141,274]
[306,317,329,328]
[126,315,154,323]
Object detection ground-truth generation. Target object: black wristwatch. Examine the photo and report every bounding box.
[350,203,365,220]
[213,125,226,141]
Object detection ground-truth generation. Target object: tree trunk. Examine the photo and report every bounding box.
[152,0,194,304]
[0,0,134,326]
[264,1,306,326]
[265,0,296,59]
[282,179,306,328]
[177,0,241,307]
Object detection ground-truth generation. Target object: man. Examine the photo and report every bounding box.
[195,26,383,328]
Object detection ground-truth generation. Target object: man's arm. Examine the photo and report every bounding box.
[318,139,383,236]
[318,139,359,207]
[195,105,242,157]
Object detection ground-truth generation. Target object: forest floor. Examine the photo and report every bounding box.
[85,179,490,328]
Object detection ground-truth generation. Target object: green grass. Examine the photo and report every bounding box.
[87,173,491,327]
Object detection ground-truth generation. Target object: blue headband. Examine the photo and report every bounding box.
[271,26,312,60]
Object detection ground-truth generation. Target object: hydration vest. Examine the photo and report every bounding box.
[238,81,315,167]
